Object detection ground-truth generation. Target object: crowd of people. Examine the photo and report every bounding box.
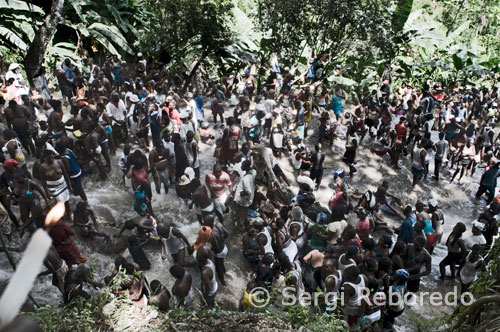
[0,52,499,330]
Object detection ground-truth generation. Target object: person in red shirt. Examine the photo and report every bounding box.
[205,164,232,222]
[220,116,240,164]
[390,116,408,169]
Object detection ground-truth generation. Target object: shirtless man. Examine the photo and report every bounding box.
[84,122,107,180]
[4,100,35,155]
[170,265,194,307]
[48,105,67,140]
[149,140,172,194]
[405,236,431,293]
[117,215,158,241]
[196,244,218,307]
[374,180,403,217]
[39,246,68,293]
[204,215,229,286]
[157,224,194,267]
[190,178,215,224]
[39,150,73,220]
[149,280,171,311]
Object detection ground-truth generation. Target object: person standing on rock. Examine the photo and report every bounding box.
[220,116,240,164]
[39,150,73,220]
[310,143,325,190]
[234,160,256,231]
[170,265,195,307]
[205,163,232,223]
[196,244,218,307]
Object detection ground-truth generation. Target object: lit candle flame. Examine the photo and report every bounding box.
[44,202,65,228]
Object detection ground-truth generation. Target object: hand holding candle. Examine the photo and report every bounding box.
[0,202,65,328]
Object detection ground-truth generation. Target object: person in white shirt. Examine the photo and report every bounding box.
[234,160,257,231]
[459,244,485,293]
[106,92,127,124]
[463,221,487,251]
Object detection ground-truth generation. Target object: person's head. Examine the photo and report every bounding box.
[346,245,359,259]
[314,143,322,152]
[169,265,185,279]
[356,207,368,220]
[275,218,286,230]
[365,258,378,273]
[471,221,485,235]
[394,269,410,285]
[196,244,213,266]
[404,205,412,217]
[362,238,377,252]
[470,244,481,260]
[171,133,181,144]
[186,130,194,142]
[343,228,357,242]
[453,222,467,235]
[3,128,16,141]
[42,150,56,164]
[150,280,164,296]
[261,252,274,265]
[111,92,120,103]
[413,236,426,250]
[345,265,361,282]
[75,201,87,214]
[213,163,223,178]
[379,256,392,273]
[226,116,236,126]
[324,244,335,257]
[415,201,425,213]
[322,258,337,274]
[391,241,406,256]
[379,235,393,249]
[123,145,131,156]
[64,58,71,66]
[241,143,250,155]
[241,159,252,172]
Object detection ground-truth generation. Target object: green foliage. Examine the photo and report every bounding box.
[393,0,414,33]
[255,0,397,63]
[140,0,234,59]
[60,0,145,57]
[0,0,43,52]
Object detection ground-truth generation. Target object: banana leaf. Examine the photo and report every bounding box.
[327,75,358,86]
[0,26,27,50]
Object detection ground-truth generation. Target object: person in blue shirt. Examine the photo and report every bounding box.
[397,206,416,244]
[475,161,500,203]
[194,90,205,123]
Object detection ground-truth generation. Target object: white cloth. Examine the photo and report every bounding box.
[234,169,256,207]
[106,100,127,123]
[463,231,486,250]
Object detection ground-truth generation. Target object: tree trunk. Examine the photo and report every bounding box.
[183,50,209,93]
[23,0,65,99]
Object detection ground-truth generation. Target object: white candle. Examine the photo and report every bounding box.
[0,229,52,328]
[0,202,65,328]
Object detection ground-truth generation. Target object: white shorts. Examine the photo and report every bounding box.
[215,244,228,259]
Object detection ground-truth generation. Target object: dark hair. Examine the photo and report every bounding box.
[150,280,164,295]
[367,277,379,293]
[379,257,392,271]
[169,265,186,279]
[390,241,406,257]
[362,238,377,251]
[381,235,393,249]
